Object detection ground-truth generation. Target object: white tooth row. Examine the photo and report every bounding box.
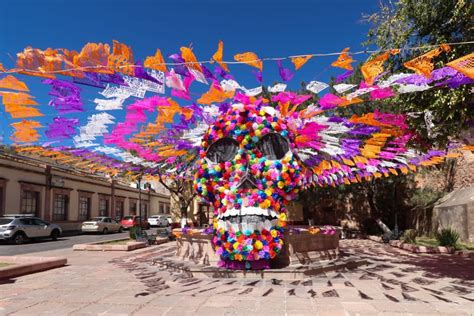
[216,219,278,233]
[217,207,278,219]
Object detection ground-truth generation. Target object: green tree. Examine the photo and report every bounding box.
[363,0,473,147]
[296,1,472,233]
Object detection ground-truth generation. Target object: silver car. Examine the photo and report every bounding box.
[0,215,62,245]
[81,217,123,234]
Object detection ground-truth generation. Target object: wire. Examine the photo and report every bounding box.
[2,40,473,75]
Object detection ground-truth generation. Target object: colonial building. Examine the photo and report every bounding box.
[0,153,171,231]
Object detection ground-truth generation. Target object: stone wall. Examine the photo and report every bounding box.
[453,149,474,190]
[174,228,339,268]
[432,186,474,242]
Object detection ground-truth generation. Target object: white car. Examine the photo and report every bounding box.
[0,215,62,244]
[81,217,123,234]
[148,215,171,227]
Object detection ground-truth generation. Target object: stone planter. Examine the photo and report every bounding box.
[72,238,167,251]
[173,227,339,268]
[0,256,67,279]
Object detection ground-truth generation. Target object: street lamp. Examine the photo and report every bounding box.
[137,175,142,233]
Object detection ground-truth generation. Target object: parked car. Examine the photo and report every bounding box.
[148,214,171,227]
[81,217,123,234]
[0,215,62,245]
[120,216,150,230]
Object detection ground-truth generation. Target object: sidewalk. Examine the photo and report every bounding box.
[1,240,473,315]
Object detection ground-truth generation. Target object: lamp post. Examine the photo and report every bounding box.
[145,183,151,219]
[137,175,142,231]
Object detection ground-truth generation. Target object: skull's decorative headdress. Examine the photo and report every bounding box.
[193,91,446,269]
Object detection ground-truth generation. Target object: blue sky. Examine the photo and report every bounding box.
[0,0,380,146]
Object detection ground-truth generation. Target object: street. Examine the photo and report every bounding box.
[0,229,158,256]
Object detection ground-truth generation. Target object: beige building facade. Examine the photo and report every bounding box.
[0,154,171,231]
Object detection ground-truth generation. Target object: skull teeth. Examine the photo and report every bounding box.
[217,207,278,219]
[217,216,278,232]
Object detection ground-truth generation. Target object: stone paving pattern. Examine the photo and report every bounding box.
[1,239,473,315]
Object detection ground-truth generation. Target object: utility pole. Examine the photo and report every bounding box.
[146,183,151,219]
[137,175,142,231]
[111,178,116,220]
[44,165,52,220]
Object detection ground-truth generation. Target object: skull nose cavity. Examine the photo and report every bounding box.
[239,179,255,190]
[237,175,258,190]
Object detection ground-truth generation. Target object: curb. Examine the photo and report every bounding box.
[454,250,474,258]
[366,236,458,254]
[0,256,67,279]
[388,240,455,254]
[367,235,383,243]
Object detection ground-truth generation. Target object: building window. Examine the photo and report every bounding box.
[160,203,171,214]
[99,197,109,217]
[78,196,90,221]
[0,187,4,216]
[115,200,124,219]
[53,194,67,221]
[130,200,137,215]
[142,202,149,218]
[0,179,6,216]
[21,190,39,216]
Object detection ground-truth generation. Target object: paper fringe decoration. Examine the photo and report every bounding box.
[331,47,354,70]
[0,41,470,183]
[404,44,451,77]
[234,52,263,71]
[446,52,474,79]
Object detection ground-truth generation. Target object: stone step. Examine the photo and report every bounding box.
[151,256,367,280]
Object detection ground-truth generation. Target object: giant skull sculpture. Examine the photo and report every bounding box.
[195,100,303,269]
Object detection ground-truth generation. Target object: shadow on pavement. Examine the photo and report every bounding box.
[398,255,474,281]
[0,278,16,285]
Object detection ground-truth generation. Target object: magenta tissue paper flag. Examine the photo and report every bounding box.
[276,60,294,82]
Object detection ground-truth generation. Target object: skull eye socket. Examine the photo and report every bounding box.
[206,137,239,163]
[257,133,290,160]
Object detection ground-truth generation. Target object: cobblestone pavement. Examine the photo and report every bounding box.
[1,239,473,315]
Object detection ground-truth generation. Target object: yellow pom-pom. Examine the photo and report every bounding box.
[263,200,271,209]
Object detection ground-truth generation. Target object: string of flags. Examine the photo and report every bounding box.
[0,40,472,184]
